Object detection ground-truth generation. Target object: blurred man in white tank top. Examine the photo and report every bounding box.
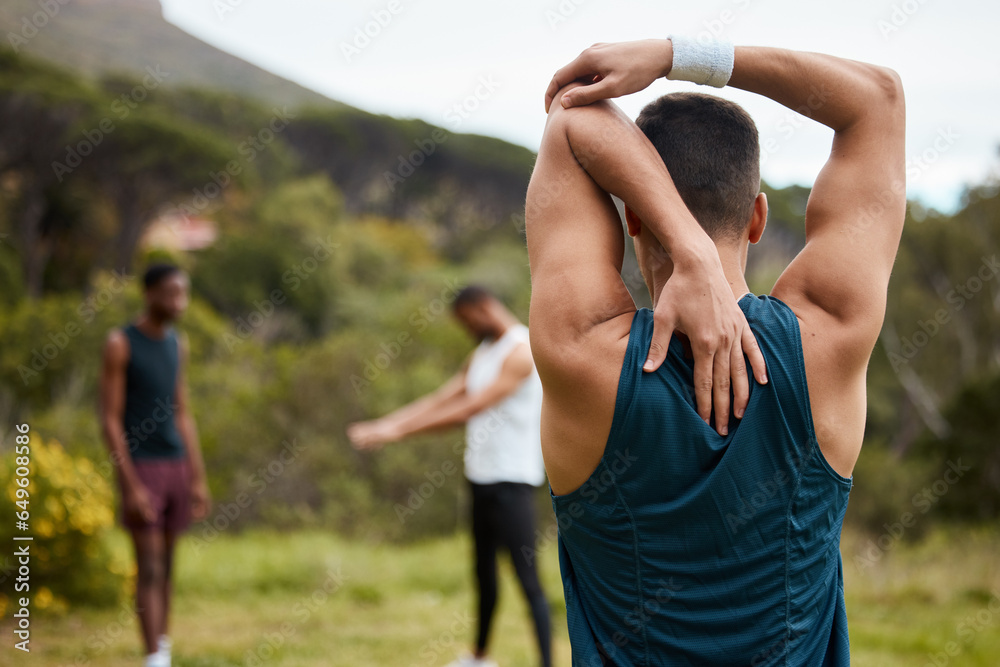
[348,285,551,667]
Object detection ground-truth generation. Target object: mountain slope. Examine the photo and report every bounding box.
[0,0,333,108]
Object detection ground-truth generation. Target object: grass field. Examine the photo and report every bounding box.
[4,525,999,666]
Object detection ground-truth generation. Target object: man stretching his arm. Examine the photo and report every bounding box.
[526,37,904,664]
[348,286,552,667]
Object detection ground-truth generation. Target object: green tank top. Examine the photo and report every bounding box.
[123,323,185,459]
[550,294,853,665]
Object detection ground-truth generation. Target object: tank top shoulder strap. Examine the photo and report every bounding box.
[605,308,652,444]
[742,294,816,445]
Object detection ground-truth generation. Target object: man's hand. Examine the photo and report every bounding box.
[347,419,402,451]
[651,243,767,434]
[122,479,156,525]
[190,478,212,522]
[545,39,674,112]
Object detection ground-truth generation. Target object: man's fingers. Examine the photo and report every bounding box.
[561,78,615,108]
[643,311,674,373]
[691,349,714,425]
[730,342,750,420]
[740,324,768,385]
[545,56,593,111]
[712,345,731,436]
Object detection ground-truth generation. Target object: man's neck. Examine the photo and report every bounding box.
[136,313,169,340]
[651,246,751,307]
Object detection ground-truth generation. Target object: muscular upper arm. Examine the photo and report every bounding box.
[771,67,906,365]
[100,330,128,425]
[525,82,636,390]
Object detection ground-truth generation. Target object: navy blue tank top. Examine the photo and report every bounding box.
[551,294,853,666]
[123,323,185,459]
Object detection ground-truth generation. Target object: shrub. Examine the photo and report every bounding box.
[0,437,129,614]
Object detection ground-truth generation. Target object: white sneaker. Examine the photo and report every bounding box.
[157,635,171,663]
[144,651,169,667]
[445,653,498,667]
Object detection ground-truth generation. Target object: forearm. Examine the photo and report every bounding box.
[727,46,902,132]
[380,373,465,425]
[101,420,139,487]
[178,413,207,482]
[390,395,477,439]
[554,89,716,263]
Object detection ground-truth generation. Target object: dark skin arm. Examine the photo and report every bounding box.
[175,333,211,521]
[99,330,155,524]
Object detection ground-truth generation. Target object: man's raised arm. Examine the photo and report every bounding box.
[547,39,905,362]
[726,48,905,357]
[528,80,766,436]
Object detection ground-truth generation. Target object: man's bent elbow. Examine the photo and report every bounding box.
[871,65,905,112]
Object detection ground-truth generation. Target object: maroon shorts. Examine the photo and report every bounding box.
[121,458,192,533]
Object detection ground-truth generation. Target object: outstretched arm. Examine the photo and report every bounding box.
[347,346,532,449]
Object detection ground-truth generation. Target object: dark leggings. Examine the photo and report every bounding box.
[471,481,552,667]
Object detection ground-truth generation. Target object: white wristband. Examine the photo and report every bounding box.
[665,35,735,88]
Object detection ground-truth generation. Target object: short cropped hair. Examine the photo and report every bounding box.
[636,92,760,241]
[453,284,495,310]
[143,263,182,291]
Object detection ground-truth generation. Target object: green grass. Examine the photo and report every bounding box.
[4,526,999,665]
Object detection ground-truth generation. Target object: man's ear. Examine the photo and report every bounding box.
[624,206,642,237]
[748,192,768,245]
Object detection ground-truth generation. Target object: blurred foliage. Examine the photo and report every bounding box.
[0,437,129,614]
[0,48,998,587]
[910,370,1000,522]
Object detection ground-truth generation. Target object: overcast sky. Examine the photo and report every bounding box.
[162,0,999,214]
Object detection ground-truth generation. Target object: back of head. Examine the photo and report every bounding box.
[636,92,760,242]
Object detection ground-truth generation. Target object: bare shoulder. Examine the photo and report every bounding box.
[103,328,130,364]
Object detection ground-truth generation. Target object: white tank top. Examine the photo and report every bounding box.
[464,323,546,486]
